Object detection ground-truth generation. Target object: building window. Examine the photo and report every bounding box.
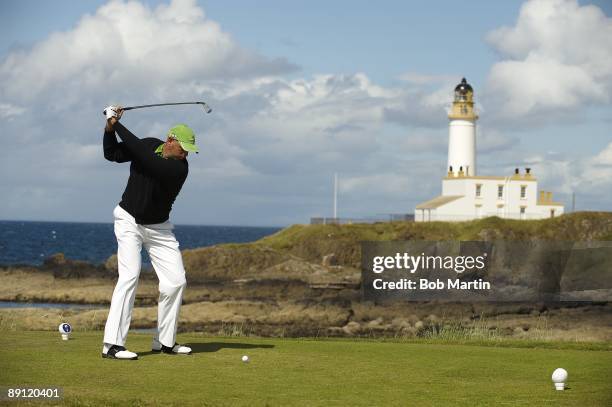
[497,185,504,199]
[520,185,527,199]
[475,184,482,197]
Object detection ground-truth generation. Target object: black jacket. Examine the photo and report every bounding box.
[103,122,188,224]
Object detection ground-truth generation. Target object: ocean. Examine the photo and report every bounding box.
[0,220,281,266]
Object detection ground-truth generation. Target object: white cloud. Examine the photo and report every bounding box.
[383,86,453,128]
[484,0,612,119]
[341,173,416,196]
[577,142,612,202]
[509,142,612,210]
[0,0,296,104]
[401,131,447,154]
[478,128,519,154]
[476,0,612,210]
[591,142,612,165]
[0,103,25,119]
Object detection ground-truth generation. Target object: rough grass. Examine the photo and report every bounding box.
[0,331,610,406]
[255,212,612,266]
[2,299,611,342]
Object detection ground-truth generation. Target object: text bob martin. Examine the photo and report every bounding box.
[372,278,491,291]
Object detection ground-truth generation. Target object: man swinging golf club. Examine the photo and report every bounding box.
[101,105,197,360]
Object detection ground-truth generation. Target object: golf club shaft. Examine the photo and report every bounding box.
[123,102,212,113]
[103,101,212,115]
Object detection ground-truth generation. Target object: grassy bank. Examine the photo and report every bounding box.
[0,331,610,406]
[253,211,612,267]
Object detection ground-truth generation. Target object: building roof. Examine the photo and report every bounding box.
[444,175,537,181]
[416,195,464,209]
[537,201,564,207]
[455,77,473,93]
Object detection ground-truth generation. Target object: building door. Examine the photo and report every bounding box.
[550,209,555,218]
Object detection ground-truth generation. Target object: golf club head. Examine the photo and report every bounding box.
[199,103,212,114]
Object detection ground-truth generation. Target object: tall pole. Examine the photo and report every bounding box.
[333,172,338,219]
[572,192,575,212]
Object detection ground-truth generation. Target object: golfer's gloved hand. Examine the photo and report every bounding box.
[104,106,123,132]
[104,105,123,120]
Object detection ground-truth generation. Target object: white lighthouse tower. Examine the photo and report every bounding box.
[415,77,564,222]
[447,78,478,177]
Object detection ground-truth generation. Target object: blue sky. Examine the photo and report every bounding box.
[0,1,523,84]
[0,0,611,225]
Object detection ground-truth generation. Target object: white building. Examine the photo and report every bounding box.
[415,78,564,222]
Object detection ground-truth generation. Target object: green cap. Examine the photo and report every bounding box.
[168,124,199,153]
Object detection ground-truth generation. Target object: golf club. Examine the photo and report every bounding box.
[103,101,212,115]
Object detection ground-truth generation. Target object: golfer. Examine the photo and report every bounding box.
[101,106,197,360]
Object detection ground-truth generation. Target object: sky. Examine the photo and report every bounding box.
[0,0,611,226]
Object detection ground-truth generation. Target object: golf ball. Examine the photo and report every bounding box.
[241,355,249,363]
[552,368,568,383]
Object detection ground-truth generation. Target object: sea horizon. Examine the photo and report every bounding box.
[0,220,282,266]
[0,218,287,229]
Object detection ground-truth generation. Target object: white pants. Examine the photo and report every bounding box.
[102,205,186,351]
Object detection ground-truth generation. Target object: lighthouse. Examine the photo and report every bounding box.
[414,77,564,222]
[447,78,478,177]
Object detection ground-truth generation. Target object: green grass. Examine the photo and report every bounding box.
[261,212,612,245]
[1,332,611,406]
[253,212,612,266]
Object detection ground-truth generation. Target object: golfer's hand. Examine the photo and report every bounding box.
[104,106,123,131]
[110,106,124,123]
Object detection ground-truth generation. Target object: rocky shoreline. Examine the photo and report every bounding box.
[1,254,611,341]
[2,213,612,341]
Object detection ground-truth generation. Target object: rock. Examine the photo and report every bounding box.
[426,314,439,322]
[391,317,411,329]
[42,252,107,279]
[367,317,384,328]
[341,321,361,335]
[401,326,417,336]
[43,253,67,267]
[322,253,338,267]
